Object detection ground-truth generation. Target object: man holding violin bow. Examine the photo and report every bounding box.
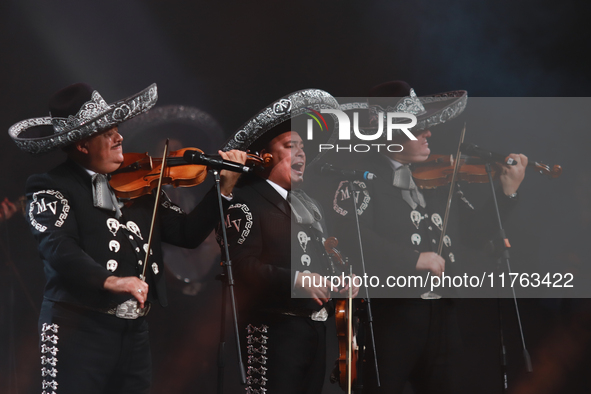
[326,81,528,394]
[8,82,246,394]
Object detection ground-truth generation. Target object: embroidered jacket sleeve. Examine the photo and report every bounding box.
[26,173,112,290]
[330,179,422,277]
[221,194,293,297]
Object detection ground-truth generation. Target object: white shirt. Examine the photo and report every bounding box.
[383,154,404,171]
[265,179,306,288]
[266,179,288,200]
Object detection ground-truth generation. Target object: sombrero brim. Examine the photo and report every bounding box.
[415,90,468,131]
[365,90,468,133]
[222,89,339,149]
[9,83,158,154]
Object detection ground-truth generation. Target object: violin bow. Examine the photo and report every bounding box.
[140,139,169,281]
[437,124,466,257]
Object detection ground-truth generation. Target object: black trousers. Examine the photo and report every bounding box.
[244,312,327,394]
[38,300,151,394]
[362,298,461,394]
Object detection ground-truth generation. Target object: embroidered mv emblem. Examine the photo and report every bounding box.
[225,214,242,231]
[36,198,58,215]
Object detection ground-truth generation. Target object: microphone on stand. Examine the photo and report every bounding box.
[183,150,253,173]
[317,163,377,181]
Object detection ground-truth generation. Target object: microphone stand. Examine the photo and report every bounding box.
[483,162,532,393]
[348,180,380,391]
[212,170,246,393]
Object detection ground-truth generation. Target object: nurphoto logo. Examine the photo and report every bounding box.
[304,108,417,153]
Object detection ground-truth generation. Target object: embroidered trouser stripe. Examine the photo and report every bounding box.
[41,322,60,394]
[246,324,269,393]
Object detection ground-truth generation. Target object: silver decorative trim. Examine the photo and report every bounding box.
[41,355,57,366]
[126,221,143,240]
[339,101,368,111]
[311,307,328,322]
[41,344,58,356]
[247,365,268,376]
[111,299,149,319]
[106,260,118,272]
[52,91,111,134]
[246,324,268,334]
[29,190,70,233]
[109,240,120,253]
[41,333,59,345]
[223,89,339,152]
[333,180,370,217]
[42,381,59,390]
[247,334,268,344]
[9,84,158,154]
[245,323,269,393]
[248,355,268,365]
[247,376,268,386]
[41,323,59,393]
[246,387,268,394]
[106,218,120,236]
[367,89,467,133]
[228,203,253,245]
[161,200,184,214]
[247,345,268,355]
[41,367,58,378]
[42,323,59,333]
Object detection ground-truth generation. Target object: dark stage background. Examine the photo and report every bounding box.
[1,1,590,393]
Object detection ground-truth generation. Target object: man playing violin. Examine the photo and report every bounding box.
[220,89,358,394]
[8,82,246,394]
[327,81,527,394]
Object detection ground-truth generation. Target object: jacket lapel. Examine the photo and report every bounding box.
[249,177,291,217]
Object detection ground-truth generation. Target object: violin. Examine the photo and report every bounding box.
[109,148,272,199]
[324,237,360,394]
[412,154,562,189]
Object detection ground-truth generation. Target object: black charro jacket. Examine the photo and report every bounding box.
[26,159,220,309]
[222,176,333,317]
[324,153,518,297]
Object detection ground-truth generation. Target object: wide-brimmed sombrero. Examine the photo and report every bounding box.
[9,82,158,154]
[367,80,467,133]
[221,88,340,166]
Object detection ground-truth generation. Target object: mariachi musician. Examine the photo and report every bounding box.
[8,82,246,394]
[326,81,527,394]
[220,89,359,394]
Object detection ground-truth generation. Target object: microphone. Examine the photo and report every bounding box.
[317,163,377,181]
[183,150,253,173]
[461,143,517,166]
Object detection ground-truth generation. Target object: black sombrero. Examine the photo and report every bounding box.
[221,88,340,167]
[367,80,467,133]
[9,83,158,154]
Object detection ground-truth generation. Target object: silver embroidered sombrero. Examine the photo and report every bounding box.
[366,81,467,134]
[9,83,158,154]
[221,89,340,165]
